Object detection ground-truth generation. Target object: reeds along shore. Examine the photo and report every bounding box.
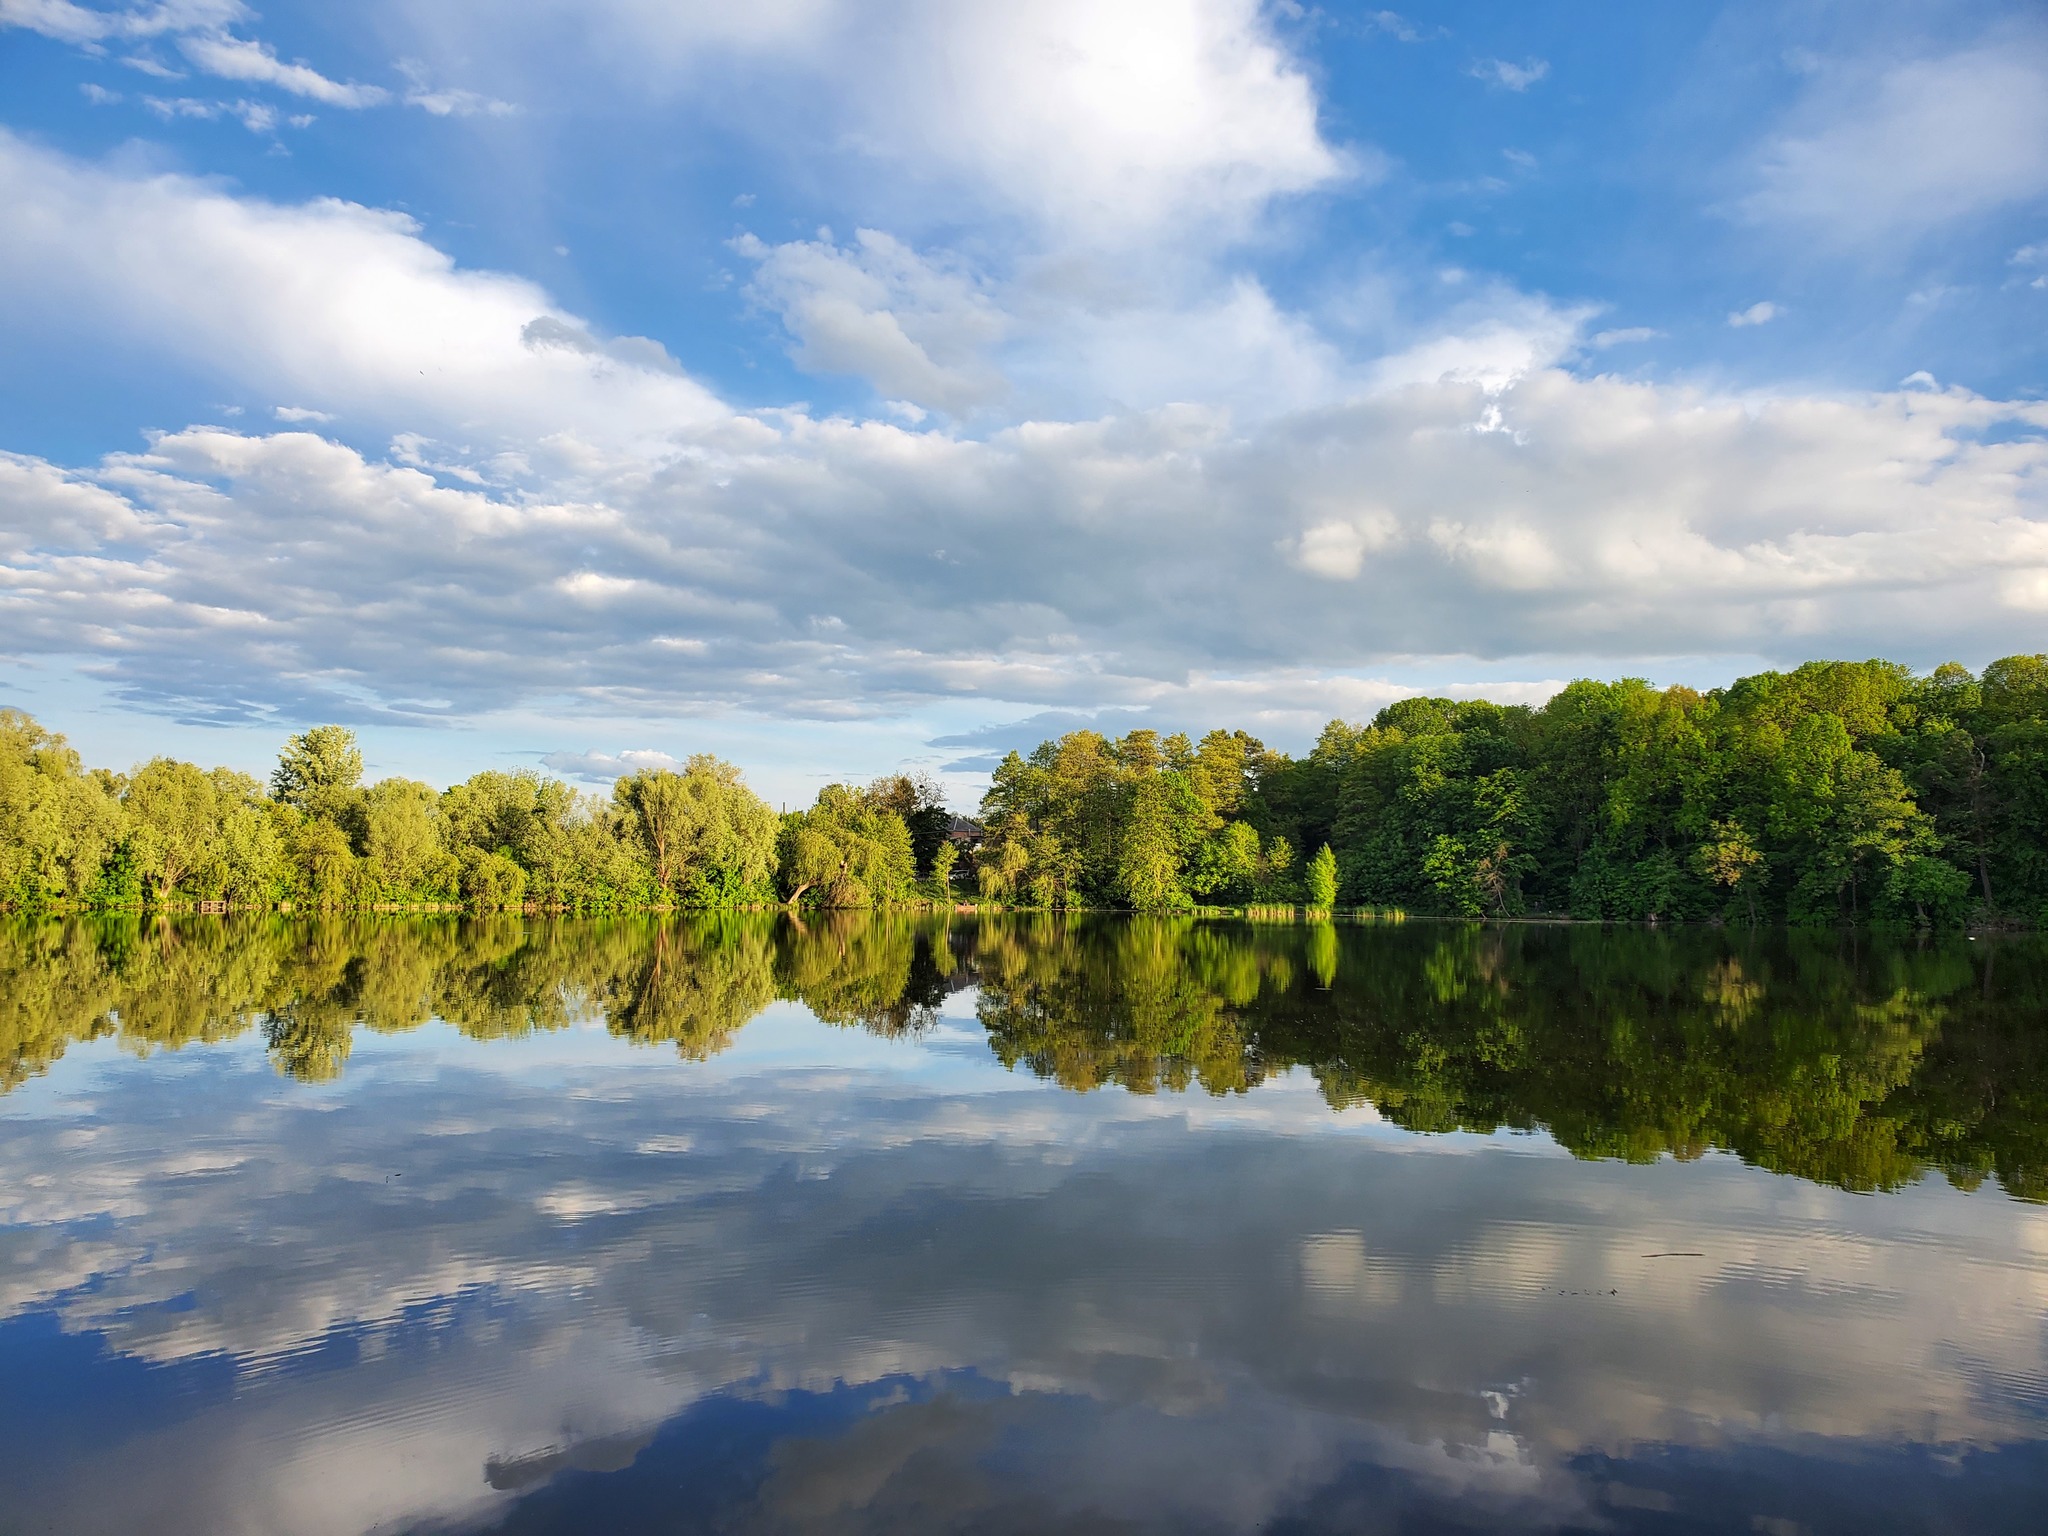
[5,654,2048,925]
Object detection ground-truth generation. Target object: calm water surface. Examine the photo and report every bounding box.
[2,915,2046,1534]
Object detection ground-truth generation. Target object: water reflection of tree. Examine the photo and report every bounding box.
[776,912,954,1037]
[3,913,2047,1201]
[972,916,1277,1095]
[594,916,776,1060]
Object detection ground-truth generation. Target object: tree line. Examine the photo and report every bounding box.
[4,912,2042,1201]
[0,714,954,913]
[974,655,2048,926]
[4,652,2046,924]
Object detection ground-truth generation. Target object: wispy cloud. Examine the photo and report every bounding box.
[1469,57,1548,91]
[395,58,515,118]
[178,33,386,106]
[0,0,246,45]
[1368,11,1440,43]
[1588,327,1660,349]
[1727,301,1778,327]
[1741,41,2048,243]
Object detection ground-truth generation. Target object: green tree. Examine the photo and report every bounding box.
[364,779,453,900]
[1305,843,1338,910]
[777,784,916,907]
[1116,771,1206,910]
[1695,818,1764,923]
[866,773,953,875]
[270,726,364,825]
[0,711,125,908]
[1769,713,1929,921]
[607,759,778,908]
[125,758,223,902]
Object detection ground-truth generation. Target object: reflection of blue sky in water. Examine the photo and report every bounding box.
[3,993,2047,1534]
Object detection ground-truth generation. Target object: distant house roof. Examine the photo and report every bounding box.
[947,816,986,844]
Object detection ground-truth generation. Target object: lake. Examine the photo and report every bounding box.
[2,914,2045,1534]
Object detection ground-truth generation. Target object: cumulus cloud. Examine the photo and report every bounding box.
[2,135,2045,735]
[852,0,1347,236]
[4,370,2046,726]
[395,0,1346,240]
[1742,39,2048,243]
[738,229,1008,415]
[1366,289,1594,393]
[0,449,151,558]
[0,131,724,451]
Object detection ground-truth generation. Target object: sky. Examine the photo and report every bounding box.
[1,0,2045,805]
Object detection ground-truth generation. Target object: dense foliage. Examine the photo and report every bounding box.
[0,711,946,912]
[5,912,2043,1202]
[7,653,2046,924]
[976,656,2048,926]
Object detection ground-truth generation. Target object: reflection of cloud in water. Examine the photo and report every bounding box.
[0,1019,2046,1534]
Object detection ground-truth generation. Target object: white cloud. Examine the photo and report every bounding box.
[177,32,388,106]
[0,0,245,44]
[1282,512,1399,581]
[540,748,686,782]
[2014,242,2048,290]
[900,0,1344,234]
[1728,301,1778,327]
[141,93,214,118]
[1368,12,1437,44]
[4,373,2045,727]
[1587,327,1659,349]
[1023,274,1350,419]
[1367,291,1593,393]
[3,136,2047,732]
[397,0,1346,240]
[0,449,151,558]
[1469,57,1549,92]
[738,229,1008,415]
[0,131,725,452]
[1742,41,2048,243]
[394,57,516,117]
[3,4,387,116]
[273,405,334,423]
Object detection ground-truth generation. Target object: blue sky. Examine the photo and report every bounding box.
[2,0,2045,803]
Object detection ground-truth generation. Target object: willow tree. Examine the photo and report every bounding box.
[614,756,777,907]
[777,784,916,907]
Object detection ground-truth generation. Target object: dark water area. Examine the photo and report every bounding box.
[1,915,2046,1534]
